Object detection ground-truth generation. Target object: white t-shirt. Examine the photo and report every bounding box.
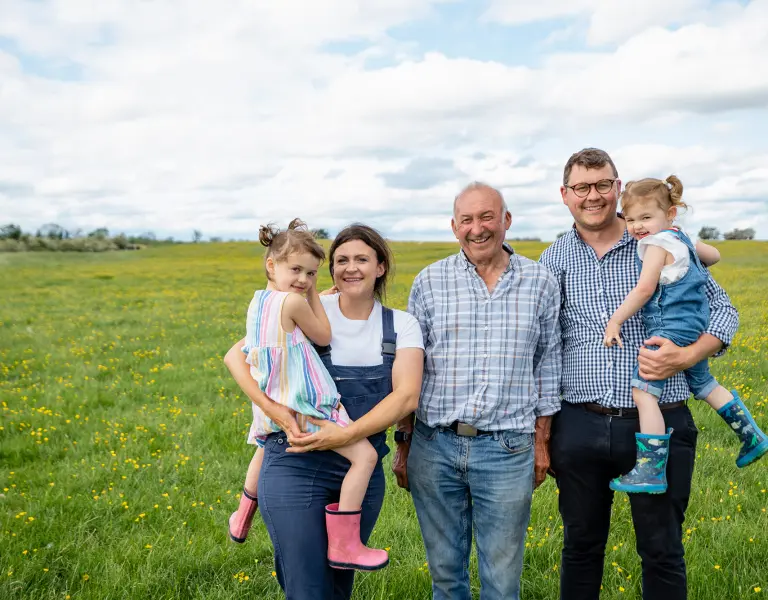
[319,293,424,366]
[637,230,690,285]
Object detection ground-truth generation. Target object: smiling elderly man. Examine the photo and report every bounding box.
[392,181,562,600]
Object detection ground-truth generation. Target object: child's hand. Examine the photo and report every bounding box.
[603,321,623,348]
[304,274,319,296]
[319,285,339,296]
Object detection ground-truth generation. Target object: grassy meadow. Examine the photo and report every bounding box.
[1,240,767,599]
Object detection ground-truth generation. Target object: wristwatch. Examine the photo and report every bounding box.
[394,430,412,443]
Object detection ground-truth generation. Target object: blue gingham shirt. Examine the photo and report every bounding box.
[539,226,739,408]
[408,245,562,433]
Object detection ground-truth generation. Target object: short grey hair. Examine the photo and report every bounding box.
[453,181,509,216]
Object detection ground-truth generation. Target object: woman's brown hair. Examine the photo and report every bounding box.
[259,218,325,280]
[620,175,687,215]
[329,224,393,302]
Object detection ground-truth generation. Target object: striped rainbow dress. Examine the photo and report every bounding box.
[242,290,348,447]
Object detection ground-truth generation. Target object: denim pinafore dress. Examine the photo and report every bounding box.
[639,227,709,346]
[631,227,718,399]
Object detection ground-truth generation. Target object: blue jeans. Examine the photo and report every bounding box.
[408,419,535,600]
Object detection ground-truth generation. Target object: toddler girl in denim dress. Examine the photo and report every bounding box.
[227,219,388,572]
[603,175,767,494]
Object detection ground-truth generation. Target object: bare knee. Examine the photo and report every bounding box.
[351,441,378,472]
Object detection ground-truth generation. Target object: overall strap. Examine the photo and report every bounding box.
[667,228,705,270]
[381,306,397,360]
[314,342,332,357]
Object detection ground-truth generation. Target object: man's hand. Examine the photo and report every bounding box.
[637,336,694,381]
[534,437,550,489]
[533,415,553,490]
[392,441,410,491]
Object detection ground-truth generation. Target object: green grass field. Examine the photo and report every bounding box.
[1,241,766,599]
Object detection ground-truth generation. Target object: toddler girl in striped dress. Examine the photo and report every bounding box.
[227,219,387,571]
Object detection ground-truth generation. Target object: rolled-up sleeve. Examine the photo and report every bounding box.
[704,272,739,357]
[533,273,562,416]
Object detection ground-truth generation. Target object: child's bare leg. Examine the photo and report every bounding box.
[633,387,665,435]
[243,447,264,497]
[229,446,263,543]
[703,385,733,411]
[332,439,378,511]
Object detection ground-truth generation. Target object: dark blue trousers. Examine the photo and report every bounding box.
[258,432,386,600]
[551,402,698,600]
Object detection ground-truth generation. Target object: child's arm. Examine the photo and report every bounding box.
[282,285,332,347]
[694,240,721,267]
[603,245,668,347]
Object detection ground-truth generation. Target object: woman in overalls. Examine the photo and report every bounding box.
[224,224,425,599]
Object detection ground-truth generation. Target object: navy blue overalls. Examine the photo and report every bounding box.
[258,306,397,600]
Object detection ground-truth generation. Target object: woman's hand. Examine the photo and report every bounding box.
[264,403,303,440]
[285,417,353,453]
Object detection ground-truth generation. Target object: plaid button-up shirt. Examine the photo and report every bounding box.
[539,226,739,408]
[407,245,562,433]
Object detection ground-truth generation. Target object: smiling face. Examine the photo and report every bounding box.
[623,197,677,241]
[451,187,511,265]
[330,239,385,301]
[561,163,621,233]
[266,251,321,294]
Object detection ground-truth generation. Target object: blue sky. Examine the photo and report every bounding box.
[1,0,767,241]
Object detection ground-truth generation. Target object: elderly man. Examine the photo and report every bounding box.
[392,182,562,600]
[539,148,739,600]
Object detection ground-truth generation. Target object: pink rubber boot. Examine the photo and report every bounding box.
[228,488,258,543]
[325,503,389,571]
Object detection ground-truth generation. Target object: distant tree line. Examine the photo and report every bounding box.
[554,226,758,241]
[0,224,179,252]
[698,226,756,240]
[0,223,334,252]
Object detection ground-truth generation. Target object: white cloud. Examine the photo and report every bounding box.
[0,0,767,241]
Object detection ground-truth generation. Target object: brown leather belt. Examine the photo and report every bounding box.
[581,401,686,418]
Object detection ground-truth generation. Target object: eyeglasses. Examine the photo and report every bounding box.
[564,178,616,198]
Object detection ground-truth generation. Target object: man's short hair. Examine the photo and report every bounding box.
[453,181,509,216]
[562,148,619,185]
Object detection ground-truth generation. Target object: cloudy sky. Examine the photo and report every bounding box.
[2,0,767,242]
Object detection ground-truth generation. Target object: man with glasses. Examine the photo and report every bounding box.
[539,148,738,600]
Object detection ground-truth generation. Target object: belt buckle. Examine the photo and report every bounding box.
[456,423,478,437]
[615,407,624,417]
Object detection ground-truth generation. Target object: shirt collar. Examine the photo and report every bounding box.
[458,242,516,272]
[569,214,634,249]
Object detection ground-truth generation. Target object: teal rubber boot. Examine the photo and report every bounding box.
[610,428,673,494]
[718,391,768,468]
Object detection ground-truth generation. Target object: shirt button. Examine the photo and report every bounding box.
[607,361,613,368]
[484,354,489,358]
[597,288,603,294]
[601,312,608,319]
[484,326,489,331]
